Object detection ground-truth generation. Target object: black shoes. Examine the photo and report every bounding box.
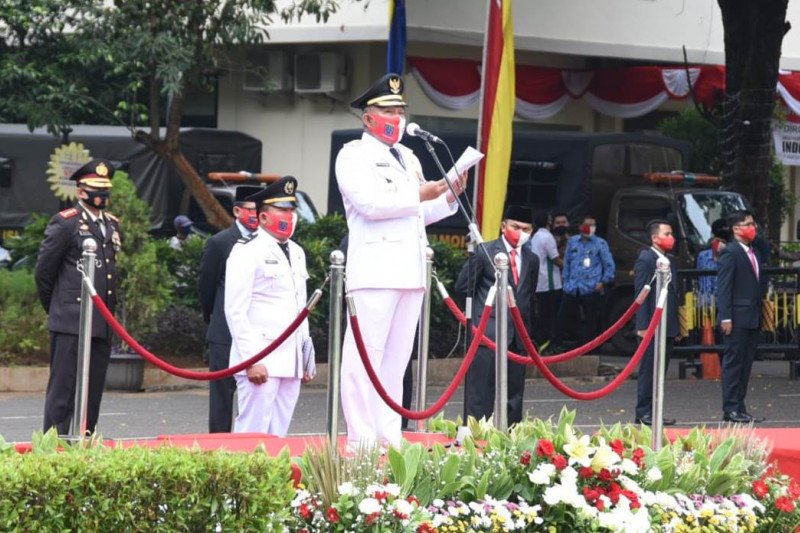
[723,411,765,423]
[635,415,676,427]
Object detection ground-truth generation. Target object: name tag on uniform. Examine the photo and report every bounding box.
[265,259,279,265]
[582,257,591,268]
[376,162,390,167]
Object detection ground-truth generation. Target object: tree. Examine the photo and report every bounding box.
[717,0,791,233]
[0,0,350,229]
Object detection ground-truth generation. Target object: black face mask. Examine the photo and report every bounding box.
[552,226,568,236]
[84,190,110,210]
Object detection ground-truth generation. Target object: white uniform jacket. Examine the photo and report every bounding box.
[335,132,457,290]
[224,229,310,378]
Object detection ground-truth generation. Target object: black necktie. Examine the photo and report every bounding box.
[389,147,405,169]
[278,242,291,265]
[95,218,106,239]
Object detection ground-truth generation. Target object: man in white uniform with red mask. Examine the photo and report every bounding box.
[336,73,469,448]
[224,176,315,436]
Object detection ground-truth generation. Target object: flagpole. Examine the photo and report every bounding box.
[473,0,493,220]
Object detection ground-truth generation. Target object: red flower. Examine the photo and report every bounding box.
[520,450,532,466]
[595,499,605,511]
[326,507,340,523]
[789,480,800,500]
[609,439,625,457]
[366,512,381,526]
[579,466,595,479]
[536,439,555,458]
[598,468,612,482]
[552,454,568,470]
[373,490,388,502]
[583,486,601,503]
[776,496,796,513]
[753,480,770,500]
[631,448,645,467]
[290,462,303,488]
[393,509,409,520]
[417,524,436,533]
[299,503,312,520]
[622,489,641,510]
[407,495,420,505]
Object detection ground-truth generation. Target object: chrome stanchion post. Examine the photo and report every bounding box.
[494,252,509,432]
[70,238,97,440]
[651,257,670,450]
[326,250,345,456]
[415,247,434,432]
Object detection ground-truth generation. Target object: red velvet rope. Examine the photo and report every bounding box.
[349,304,494,420]
[510,298,664,400]
[441,293,642,364]
[91,294,309,381]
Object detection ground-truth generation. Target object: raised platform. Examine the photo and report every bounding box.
[14,428,800,482]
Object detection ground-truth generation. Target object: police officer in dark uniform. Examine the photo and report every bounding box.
[35,158,122,435]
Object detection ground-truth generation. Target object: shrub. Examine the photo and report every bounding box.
[142,304,207,359]
[4,212,49,269]
[0,432,295,530]
[0,269,49,363]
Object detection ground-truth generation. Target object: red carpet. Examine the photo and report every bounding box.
[15,429,799,481]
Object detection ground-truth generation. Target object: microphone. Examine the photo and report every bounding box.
[406,122,443,144]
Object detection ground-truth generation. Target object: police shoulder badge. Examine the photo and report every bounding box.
[389,76,401,94]
[59,207,78,219]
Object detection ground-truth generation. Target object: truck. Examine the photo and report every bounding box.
[0,124,318,240]
[328,129,749,354]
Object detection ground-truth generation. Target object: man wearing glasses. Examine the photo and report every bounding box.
[717,210,768,423]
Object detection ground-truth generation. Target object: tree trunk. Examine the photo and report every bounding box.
[718,0,789,234]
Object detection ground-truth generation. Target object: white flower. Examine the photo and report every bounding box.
[358,497,381,515]
[338,482,357,496]
[563,434,593,467]
[290,489,310,507]
[384,483,401,497]
[393,499,412,516]
[432,498,445,508]
[619,458,639,475]
[528,462,556,485]
[646,466,662,482]
[591,444,621,471]
[560,466,579,484]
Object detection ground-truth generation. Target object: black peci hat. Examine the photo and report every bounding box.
[246,176,298,208]
[350,73,407,110]
[503,205,533,225]
[69,158,115,189]
[234,185,264,203]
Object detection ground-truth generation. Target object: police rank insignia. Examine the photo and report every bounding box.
[389,76,401,94]
[284,180,295,194]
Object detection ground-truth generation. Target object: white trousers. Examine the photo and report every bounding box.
[341,287,424,448]
[233,375,301,437]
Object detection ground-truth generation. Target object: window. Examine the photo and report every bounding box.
[617,196,674,245]
[507,160,559,209]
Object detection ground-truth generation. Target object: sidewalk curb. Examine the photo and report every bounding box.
[0,356,600,393]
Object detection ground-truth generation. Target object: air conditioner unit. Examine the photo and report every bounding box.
[243,51,292,92]
[294,52,347,94]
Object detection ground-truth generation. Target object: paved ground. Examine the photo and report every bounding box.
[1,357,798,443]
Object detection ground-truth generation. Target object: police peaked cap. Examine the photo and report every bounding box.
[246,176,298,208]
[350,73,407,109]
[234,185,264,203]
[69,158,115,189]
[503,205,533,225]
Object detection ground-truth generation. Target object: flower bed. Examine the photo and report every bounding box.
[291,410,800,532]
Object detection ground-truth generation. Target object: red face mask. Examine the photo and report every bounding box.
[262,209,296,240]
[502,226,531,248]
[365,113,405,145]
[711,238,724,256]
[236,207,258,232]
[739,225,757,243]
[580,224,595,236]
[654,235,675,252]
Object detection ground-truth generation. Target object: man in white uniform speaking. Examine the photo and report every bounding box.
[336,73,468,448]
[224,176,315,436]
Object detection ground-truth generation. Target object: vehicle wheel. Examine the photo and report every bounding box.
[608,296,638,356]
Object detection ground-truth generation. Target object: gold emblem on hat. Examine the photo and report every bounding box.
[96,162,109,177]
[389,77,401,94]
[284,181,295,194]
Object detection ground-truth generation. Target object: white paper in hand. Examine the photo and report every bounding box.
[445,146,484,185]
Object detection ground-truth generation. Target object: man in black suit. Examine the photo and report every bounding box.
[455,205,539,425]
[717,210,768,423]
[633,219,679,427]
[198,185,262,432]
[35,159,122,435]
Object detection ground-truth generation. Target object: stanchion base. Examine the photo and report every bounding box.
[678,359,703,380]
[790,361,800,381]
[455,425,472,446]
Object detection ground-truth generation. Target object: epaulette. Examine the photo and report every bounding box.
[237,233,257,245]
[106,212,119,222]
[59,208,78,219]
